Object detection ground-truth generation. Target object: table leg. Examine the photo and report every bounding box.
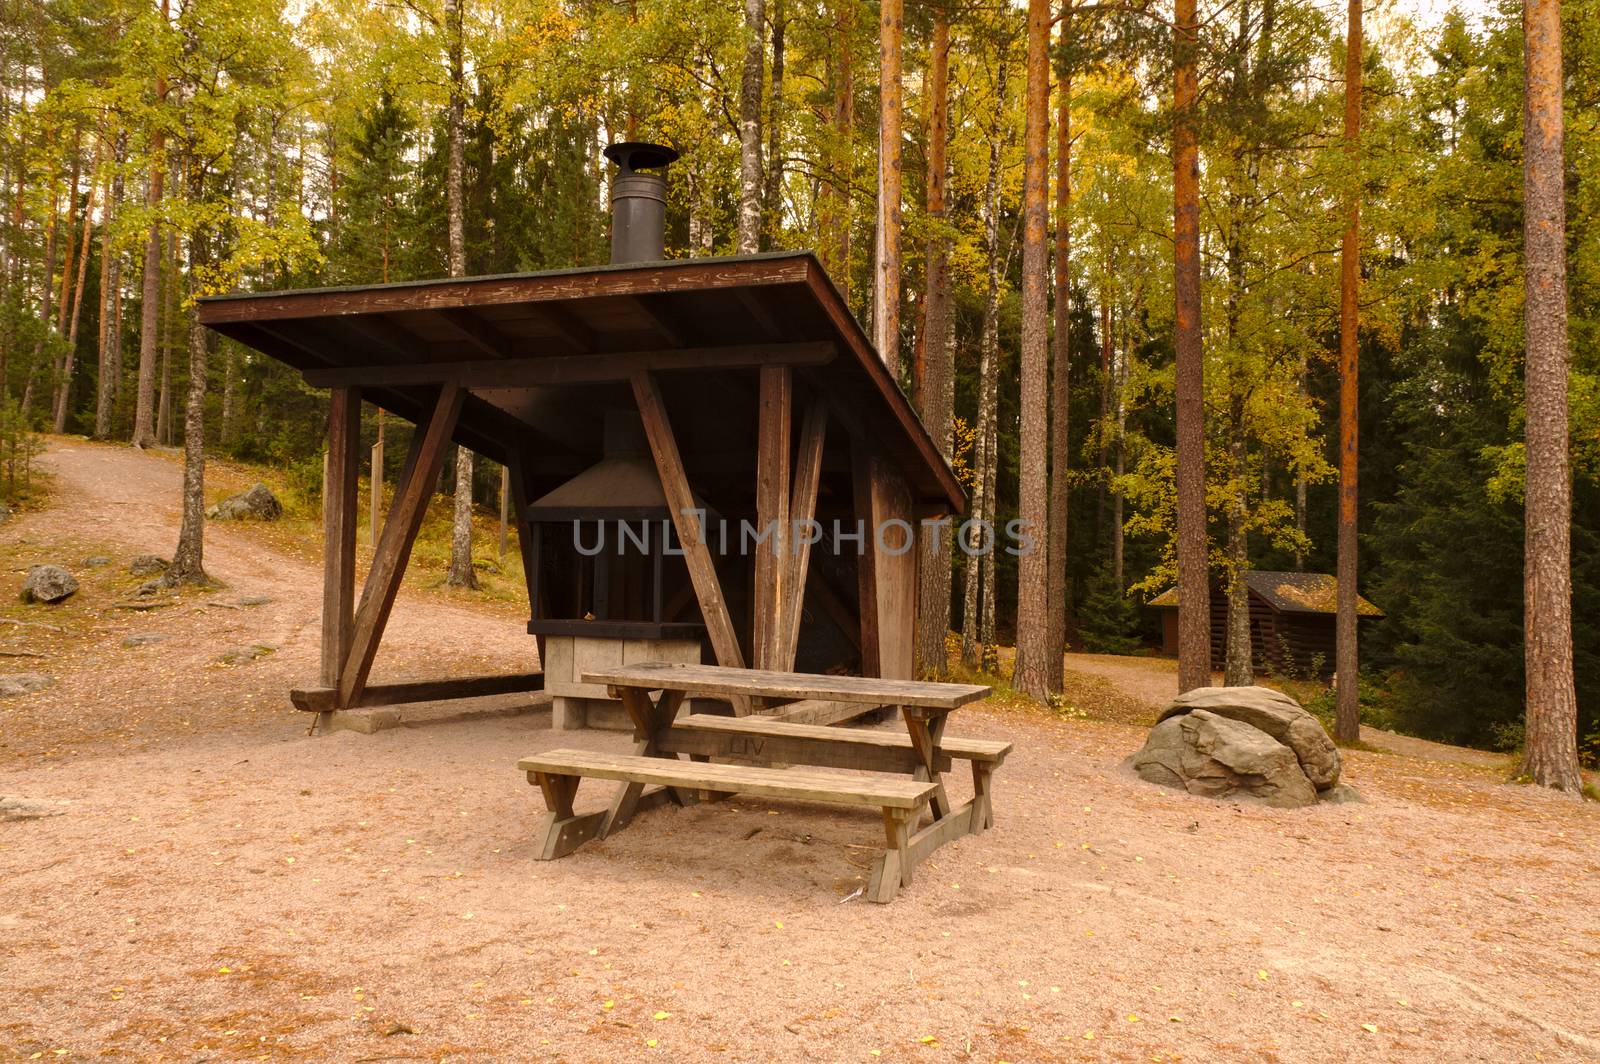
[603,687,690,838]
[901,707,952,822]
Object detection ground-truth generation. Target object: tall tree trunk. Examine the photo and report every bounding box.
[1096,293,1111,543]
[94,169,116,438]
[872,0,903,375]
[1295,362,1308,570]
[979,413,999,674]
[132,19,167,449]
[1173,0,1209,693]
[828,0,853,301]
[157,229,177,445]
[1223,392,1253,685]
[1012,0,1053,700]
[1333,0,1364,741]
[19,184,59,425]
[962,63,1006,674]
[1112,312,1127,590]
[914,14,953,678]
[1519,0,1581,792]
[763,0,786,244]
[443,0,479,590]
[53,169,98,433]
[166,220,209,586]
[736,0,765,254]
[97,134,126,439]
[1048,44,1072,670]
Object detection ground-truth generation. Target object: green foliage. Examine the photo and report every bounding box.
[1076,563,1141,655]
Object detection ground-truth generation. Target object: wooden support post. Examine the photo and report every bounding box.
[631,372,750,709]
[851,440,882,677]
[338,383,465,708]
[321,388,362,699]
[778,402,827,669]
[853,438,917,680]
[752,366,791,670]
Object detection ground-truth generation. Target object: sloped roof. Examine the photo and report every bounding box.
[196,251,964,514]
[1148,571,1383,617]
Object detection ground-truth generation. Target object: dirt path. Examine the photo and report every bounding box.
[0,439,533,760]
[2,442,1597,1062]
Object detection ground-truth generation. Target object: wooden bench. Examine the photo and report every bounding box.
[520,748,936,901]
[660,714,1010,831]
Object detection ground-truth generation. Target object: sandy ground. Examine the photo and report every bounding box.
[3,440,1599,1063]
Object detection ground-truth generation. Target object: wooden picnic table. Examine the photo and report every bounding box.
[520,662,1003,902]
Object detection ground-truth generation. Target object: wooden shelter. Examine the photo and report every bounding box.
[1148,571,1383,679]
[196,251,964,728]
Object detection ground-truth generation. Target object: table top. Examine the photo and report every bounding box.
[581,661,992,711]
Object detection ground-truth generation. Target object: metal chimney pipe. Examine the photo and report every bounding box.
[604,142,679,265]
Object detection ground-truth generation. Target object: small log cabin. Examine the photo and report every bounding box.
[196,143,963,731]
[1148,571,1383,679]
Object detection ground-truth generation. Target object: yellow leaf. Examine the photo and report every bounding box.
[1083,1030,1096,1040]
[1127,1014,1141,1022]
[602,1001,615,1010]
[920,1035,938,1045]
[1362,1024,1378,1034]
[646,1039,658,1048]
[653,1011,671,1020]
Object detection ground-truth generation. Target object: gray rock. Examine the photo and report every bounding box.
[0,672,54,698]
[214,644,276,666]
[1157,685,1341,791]
[236,595,272,607]
[122,633,167,648]
[21,565,78,604]
[207,483,283,521]
[1316,783,1365,804]
[128,555,169,577]
[1,796,69,821]
[1128,709,1319,809]
[82,555,113,568]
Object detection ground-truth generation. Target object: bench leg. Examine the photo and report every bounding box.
[867,808,912,903]
[970,761,994,834]
[532,772,605,860]
[902,708,952,823]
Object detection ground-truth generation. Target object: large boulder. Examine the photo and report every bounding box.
[1157,685,1341,790]
[207,483,283,521]
[1129,709,1319,808]
[21,565,78,604]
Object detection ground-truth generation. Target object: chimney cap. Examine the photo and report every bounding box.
[604,141,679,174]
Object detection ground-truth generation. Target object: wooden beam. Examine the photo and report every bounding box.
[851,438,881,677]
[301,342,836,390]
[778,401,827,669]
[292,671,544,713]
[321,387,362,689]
[434,307,514,357]
[534,304,596,352]
[197,255,815,325]
[629,294,689,346]
[752,366,791,670]
[630,371,750,709]
[338,383,465,708]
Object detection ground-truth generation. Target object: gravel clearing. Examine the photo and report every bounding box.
[2,440,1597,1062]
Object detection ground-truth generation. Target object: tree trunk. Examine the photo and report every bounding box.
[962,63,1006,675]
[1012,0,1053,701]
[1519,0,1581,792]
[1173,0,1209,693]
[763,0,786,244]
[132,21,168,449]
[96,134,127,439]
[443,0,478,590]
[914,15,953,679]
[132,166,164,447]
[1333,0,1364,741]
[872,0,903,375]
[1048,49,1072,670]
[53,169,98,433]
[829,0,853,302]
[157,228,177,445]
[166,224,209,586]
[94,167,116,439]
[736,0,765,254]
[1112,313,1127,590]
[1223,391,1253,686]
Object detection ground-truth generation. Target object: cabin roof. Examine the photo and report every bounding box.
[1148,571,1384,617]
[196,251,965,513]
